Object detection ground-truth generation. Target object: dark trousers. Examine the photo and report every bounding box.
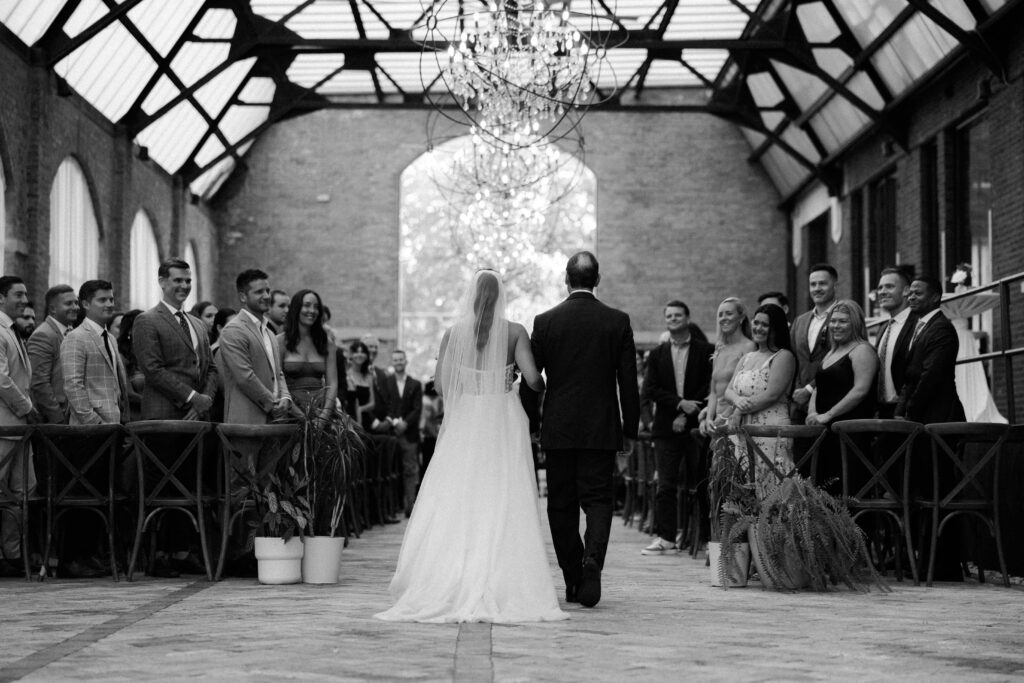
[653,435,698,543]
[545,448,615,587]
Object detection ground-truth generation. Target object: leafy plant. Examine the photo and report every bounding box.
[243,464,310,546]
[708,433,759,587]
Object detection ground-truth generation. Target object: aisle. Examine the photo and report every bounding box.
[0,501,1022,681]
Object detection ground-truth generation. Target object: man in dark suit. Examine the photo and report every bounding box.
[640,300,714,555]
[133,258,218,421]
[523,251,640,608]
[361,333,395,431]
[387,349,422,517]
[27,284,79,424]
[874,266,917,419]
[790,263,838,422]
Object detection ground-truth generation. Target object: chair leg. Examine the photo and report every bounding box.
[993,508,1010,588]
[926,508,939,587]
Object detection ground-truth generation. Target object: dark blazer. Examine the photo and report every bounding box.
[875,311,917,403]
[387,374,423,442]
[133,304,219,420]
[896,311,965,423]
[642,338,714,438]
[523,291,640,451]
[372,366,395,422]
[791,308,831,391]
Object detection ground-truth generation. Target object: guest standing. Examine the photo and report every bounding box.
[875,266,917,419]
[265,290,289,335]
[700,297,756,435]
[279,289,338,419]
[62,280,128,425]
[116,310,145,420]
[27,284,79,424]
[190,301,218,333]
[790,264,838,422]
[724,303,796,497]
[387,349,422,517]
[346,340,380,432]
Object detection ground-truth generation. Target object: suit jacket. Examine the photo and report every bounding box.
[523,291,640,451]
[387,374,423,442]
[27,317,69,423]
[218,312,290,424]
[642,338,714,438]
[133,304,219,420]
[372,366,395,423]
[874,311,917,404]
[61,323,128,425]
[896,311,966,423]
[0,313,33,426]
[791,308,831,391]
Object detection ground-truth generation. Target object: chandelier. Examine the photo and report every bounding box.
[421,0,620,149]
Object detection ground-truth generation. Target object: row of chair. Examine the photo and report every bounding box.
[0,421,397,583]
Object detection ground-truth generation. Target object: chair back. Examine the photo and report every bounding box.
[127,421,213,504]
[215,423,301,488]
[739,424,827,484]
[33,424,124,505]
[831,419,923,502]
[0,425,33,503]
[922,422,1009,507]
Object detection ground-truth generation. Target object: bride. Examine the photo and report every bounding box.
[375,270,569,624]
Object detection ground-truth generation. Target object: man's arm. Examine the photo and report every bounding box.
[404,380,423,427]
[0,336,33,418]
[27,330,64,422]
[617,318,641,440]
[218,326,276,414]
[902,323,959,418]
[133,314,194,407]
[60,335,102,425]
[643,346,680,412]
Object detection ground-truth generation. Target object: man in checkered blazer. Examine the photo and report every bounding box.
[62,280,128,425]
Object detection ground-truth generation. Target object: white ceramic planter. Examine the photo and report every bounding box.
[254,537,304,585]
[301,536,345,584]
[708,541,750,587]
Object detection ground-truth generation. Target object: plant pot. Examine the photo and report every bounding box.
[254,537,304,585]
[301,536,345,584]
[748,526,809,590]
[708,541,750,588]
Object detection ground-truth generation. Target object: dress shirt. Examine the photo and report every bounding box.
[669,336,690,399]
[807,302,836,352]
[881,307,911,402]
[160,300,198,350]
[0,311,28,367]
[909,308,940,349]
[396,375,406,399]
[46,315,72,338]
[240,308,280,397]
[80,317,121,396]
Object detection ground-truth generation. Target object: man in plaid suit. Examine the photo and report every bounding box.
[62,280,128,425]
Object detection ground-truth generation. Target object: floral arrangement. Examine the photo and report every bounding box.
[950,262,973,287]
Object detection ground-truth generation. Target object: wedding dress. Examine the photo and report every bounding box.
[375,271,568,624]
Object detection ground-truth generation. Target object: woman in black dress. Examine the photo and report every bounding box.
[807,300,877,493]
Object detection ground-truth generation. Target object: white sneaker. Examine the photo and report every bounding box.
[641,538,678,555]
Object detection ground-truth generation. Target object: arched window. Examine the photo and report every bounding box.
[0,159,6,271]
[49,158,99,288]
[184,240,199,311]
[129,211,161,309]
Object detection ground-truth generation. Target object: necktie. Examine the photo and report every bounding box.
[175,311,192,345]
[876,322,891,402]
[100,330,114,364]
[909,319,926,349]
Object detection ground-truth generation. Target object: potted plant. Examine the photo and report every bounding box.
[738,476,889,592]
[707,432,757,588]
[243,461,311,585]
[297,392,370,584]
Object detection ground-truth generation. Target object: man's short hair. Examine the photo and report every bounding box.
[79,280,113,303]
[270,289,288,303]
[158,257,190,279]
[0,276,24,297]
[664,300,690,316]
[392,349,406,356]
[880,265,914,288]
[44,284,75,310]
[757,291,789,308]
[566,251,599,289]
[236,269,269,293]
[809,263,838,281]
[913,276,944,297]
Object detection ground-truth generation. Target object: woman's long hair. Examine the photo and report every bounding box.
[349,340,371,375]
[754,303,793,353]
[117,309,144,373]
[472,271,500,351]
[284,289,328,356]
[828,299,869,350]
[719,297,752,340]
[210,307,235,345]
[190,301,214,319]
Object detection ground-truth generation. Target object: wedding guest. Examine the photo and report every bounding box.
[62,280,128,425]
[699,297,756,436]
[265,289,289,335]
[218,270,292,424]
[27,284,79,424]
[190,301,218,333]
[210,307,236,352]
[806,300,877,492]
[346,340,380,431]
[0,276,40,576]
[387,349,422,517]
[790,264,838,422]
[874,266,916,419]
[15,301,35,339]
[640,301,713,555]
[209,307,236,423]
[133,258,218,421]
[724,303,796,497]
[757,291,790,319]
[420,380,442,474]
[116,309,145,420]
[108,311,124,342]
[360,333,396,431]
[279,289,338,419]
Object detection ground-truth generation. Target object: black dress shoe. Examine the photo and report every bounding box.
[565,583,580,604]
[382,516,401,524]
[577,559,601,608]
[147,558,181,578]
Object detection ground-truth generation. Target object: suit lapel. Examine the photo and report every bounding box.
[91,329,116,373]
[158,304,194,350]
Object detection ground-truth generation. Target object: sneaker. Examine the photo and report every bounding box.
[641,538,678,555]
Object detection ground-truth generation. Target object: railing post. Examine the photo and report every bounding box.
[999,279,1016,423]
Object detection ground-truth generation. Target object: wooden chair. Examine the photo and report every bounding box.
[832,419,923,585]
[621,435,641,527]
[33,424,125,581]
[0,425,36,581]
[126,421,216,581]
[919,422,1011,587]
[213,423,301,580]
[738,424,828,485]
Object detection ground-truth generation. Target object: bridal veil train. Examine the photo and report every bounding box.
[375,270,568,624]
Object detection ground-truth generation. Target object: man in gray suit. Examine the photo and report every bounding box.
[133,258,218,421]
[0,276,41,573]
[790,263,838,422]
[27,284,79,424]
[218,269,292,424]
[62,280,128,425]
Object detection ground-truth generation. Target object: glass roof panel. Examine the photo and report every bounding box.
[779,123,821,163]
[746,72,785,108]
[193,136,225,170]
[193,58,256,119]
[932,0,976,29]
[833,0,906,48]
[643,59,704,87]
[376,53,441,92]
[193,8,237,40]
[141,75,179,115]
[285,2,362,40]
[979,0,1007,10]
[770,60,828,111]
[317,69,378,95]
[249,0,305,22]
[286,53,347,89]
[62,0,105,38]
[608,0,675,30]
[739,126,766,150]
[129,0,204,57]
[795,2,841,43]
[871,13,958,94]
[0,0,63,46]
[171,41,232,87]
[238,77,277,105]
[846,70,885,110]
[219,105,272,145]
[760,110,786,131]
[597,48,647,90]
[809,96,869,152]
[663,0,752,40]
[760,146,808,196]
[136,100,208,172]
[812,48,853,79]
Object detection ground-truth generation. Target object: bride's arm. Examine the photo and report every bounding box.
[434,328,451,397]
[513,324,545,392]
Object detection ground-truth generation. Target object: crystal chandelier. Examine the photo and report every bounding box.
[421,0,619,149]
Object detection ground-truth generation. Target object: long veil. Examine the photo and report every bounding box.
[440,270,510,410]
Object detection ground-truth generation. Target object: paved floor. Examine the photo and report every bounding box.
[1,504,1023,682]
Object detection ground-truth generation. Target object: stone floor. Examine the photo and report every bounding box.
[1,504,1022,682]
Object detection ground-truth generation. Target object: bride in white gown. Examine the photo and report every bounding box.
[375,270,569,624]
